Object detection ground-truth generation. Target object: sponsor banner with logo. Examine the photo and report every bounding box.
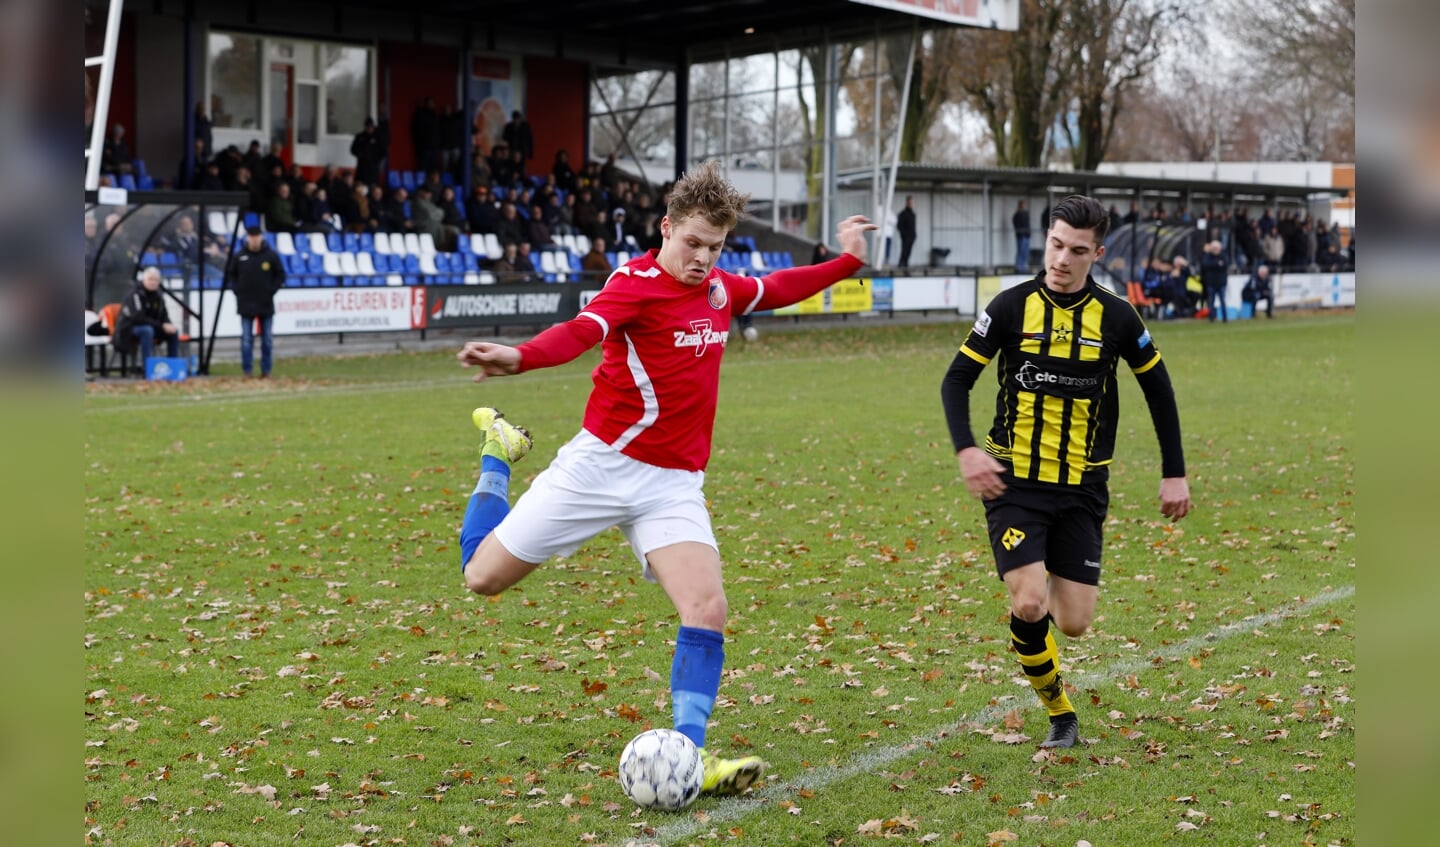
[828,278,874,313]
[974,274,1033,315]
[869,277,894,312]
[189,287,426,337]
[1274,272,1355,309]
[769,288,828,316]
[425,284,581,328]
[887,276,975,313]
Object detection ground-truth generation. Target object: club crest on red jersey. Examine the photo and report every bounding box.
[708,279,728,310]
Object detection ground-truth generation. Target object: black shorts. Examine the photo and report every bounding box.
[983,474,1109,586]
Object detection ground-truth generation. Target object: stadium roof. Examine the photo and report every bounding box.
[836,164,1351,201]
[300,0,998,65]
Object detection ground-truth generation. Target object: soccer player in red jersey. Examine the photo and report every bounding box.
[454,160,875,794]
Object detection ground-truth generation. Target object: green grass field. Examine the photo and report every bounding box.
[84,312,1354,847]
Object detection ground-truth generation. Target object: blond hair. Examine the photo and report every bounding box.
[666,160,749,231]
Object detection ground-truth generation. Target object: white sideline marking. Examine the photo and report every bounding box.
[654,585,1355,843]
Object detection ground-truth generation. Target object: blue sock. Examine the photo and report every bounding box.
[459,455,510,569]
[671,625,724,749]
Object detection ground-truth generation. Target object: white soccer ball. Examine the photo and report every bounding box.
[617,728,703,812]
[742,325,760,342]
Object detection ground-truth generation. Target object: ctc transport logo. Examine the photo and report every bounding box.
[1016,361,1043,391]
[1015,361,1099,392]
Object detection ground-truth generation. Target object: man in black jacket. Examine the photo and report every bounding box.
[114,267,180,372]
[227,225,286,377]
[1198,240,1230,323]
[896,196,917,268]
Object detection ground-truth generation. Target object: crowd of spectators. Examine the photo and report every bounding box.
[132,98,677,284]
[1112,200,1354,275]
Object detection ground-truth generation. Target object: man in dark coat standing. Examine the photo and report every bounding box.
[1198,240,1230,323]
[896,195,917,268]
[351,117,386,188]
[1012,200,1032,272]
[227,224,286,377]
[502,111,534,164]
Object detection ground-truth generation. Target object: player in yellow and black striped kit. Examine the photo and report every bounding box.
[941,194,1192,749]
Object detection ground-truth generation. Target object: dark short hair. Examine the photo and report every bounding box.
[1049,194,1110,244]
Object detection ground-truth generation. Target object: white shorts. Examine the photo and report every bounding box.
[493,429,716,580]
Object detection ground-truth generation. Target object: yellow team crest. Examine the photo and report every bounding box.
[1001,527,1026,551]
[261,261,271,270]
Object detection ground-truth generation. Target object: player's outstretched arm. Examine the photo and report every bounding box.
[748,216,877,311]
[457,341,522,383]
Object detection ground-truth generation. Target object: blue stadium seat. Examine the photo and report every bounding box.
[342,233,359,252]
[118,173,137,191]
[243,213,260,230]
[306,255,325,274]
[400,171,416,190]
[387,170,401,189]
[325,233,342,252]
[137,175,155,190]
[358,232,374,252]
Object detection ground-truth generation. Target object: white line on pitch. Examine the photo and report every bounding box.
[654,584,1355,844]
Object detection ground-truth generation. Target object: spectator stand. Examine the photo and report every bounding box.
[84,189,246,376]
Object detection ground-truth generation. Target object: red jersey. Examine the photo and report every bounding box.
[516,249,862,471]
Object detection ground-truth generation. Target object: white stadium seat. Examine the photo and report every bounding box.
[322,252,342,276]
[309,232,329,254]
[418,232,437,255]
[275,232,295,255]
[469,233,488,258]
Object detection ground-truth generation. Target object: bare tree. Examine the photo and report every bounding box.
[1252,73,1354,161]
[953,0,1070,168]
[795,44,856,238]
[880,28,967,163]
[1225,0,1354,105]
[1058,0,1192,171]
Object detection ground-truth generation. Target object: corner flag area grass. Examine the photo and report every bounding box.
[84,313,1354,846]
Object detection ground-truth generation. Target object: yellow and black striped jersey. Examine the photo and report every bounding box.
[957,276,1162,485]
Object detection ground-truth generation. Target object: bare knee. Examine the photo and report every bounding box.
[1010,595,1049,624]
[678,592,728,632]
[464,566,509,596]
[1050,612,1091,639]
